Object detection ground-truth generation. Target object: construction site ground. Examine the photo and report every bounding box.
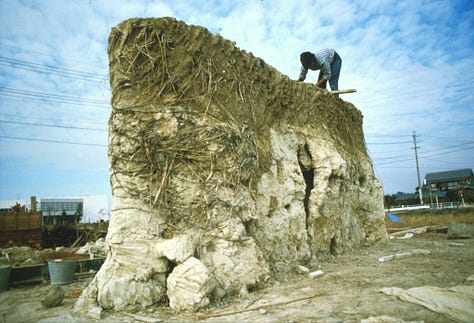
[1,209,473,323]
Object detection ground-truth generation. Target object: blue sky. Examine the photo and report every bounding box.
[0,0,473,204]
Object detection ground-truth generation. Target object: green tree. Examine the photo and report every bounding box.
[75,202,83,224]
[62,208,67,224]
[383,194,397,209]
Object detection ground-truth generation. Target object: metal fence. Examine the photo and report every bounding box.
[385,202,472,213]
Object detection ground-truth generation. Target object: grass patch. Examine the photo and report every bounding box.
[385,207,474,229]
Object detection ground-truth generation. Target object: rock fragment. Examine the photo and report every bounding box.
[41,286,65,307]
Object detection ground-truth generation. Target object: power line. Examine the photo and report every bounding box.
[420,145,474,158]
[0,87,110,109]
[419,141,474,155]
[422,157,472,165]
[0,56,108,83]
[369,148,412,155]
[0,120,107,132]
[366,141,411,145]
[0,87,108,104]
[373,144,474,165]
[368,140,474,161]
[374,157,415,165]
[365,133,414,138]
[0,93,108,109]
[0,112,107,126]
[0,135,107,147]
[372,152,412,161]
[0,44,105,70]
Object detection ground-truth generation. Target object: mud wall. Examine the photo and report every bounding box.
[0,204,42,247]
[75,17,387,313]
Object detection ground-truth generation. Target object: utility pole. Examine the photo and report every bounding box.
[412,131,423,205]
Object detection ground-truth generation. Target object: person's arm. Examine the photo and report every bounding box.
[313,52,331,87]
[320,60,331,82]
[297,66,307,82]
[316,78,326,87]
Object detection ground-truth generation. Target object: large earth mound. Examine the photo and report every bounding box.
[75,17,387,313]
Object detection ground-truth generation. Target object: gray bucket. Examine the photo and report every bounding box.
[48,260,77,285]
[0,265,11,291]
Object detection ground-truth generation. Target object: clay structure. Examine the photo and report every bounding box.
[75,17,387,313]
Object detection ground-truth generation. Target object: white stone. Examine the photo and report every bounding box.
[297,265,310,274]
[98,275,166,310]
[88,306,102,320]
[378,255,394,262]
[167,257,213,312]
[394,252,413,259]
[412,249,431,255]
[154,234,196,263]
[308,270,324,279]
[199,237,270,296]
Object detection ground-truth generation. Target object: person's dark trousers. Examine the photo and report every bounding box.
[329,52,342,97]
[318,52,342,97]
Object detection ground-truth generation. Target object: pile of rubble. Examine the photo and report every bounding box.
[0,239,107,267]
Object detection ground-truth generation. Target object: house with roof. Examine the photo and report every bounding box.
[424,168,473,192]
[464,183,474,202]
[387,168,473,207]
[424,168,474,203]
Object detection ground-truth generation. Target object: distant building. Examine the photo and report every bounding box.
[40,197,82,225]
[390,168,474,207]
[0,195,109,224]
[464,183,474,203]
[39,196,109,224]
[40,197,82,216]
[424,168,473,192]
[424,168,474,204]
[0,197,42,247]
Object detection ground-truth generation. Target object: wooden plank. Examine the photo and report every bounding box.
[70,235,84,248]
[389,226,435,237]
[329,89,357,94]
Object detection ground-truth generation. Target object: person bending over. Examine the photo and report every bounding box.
[297,49,342,97]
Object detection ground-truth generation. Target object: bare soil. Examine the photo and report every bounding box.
[1,210,473,322]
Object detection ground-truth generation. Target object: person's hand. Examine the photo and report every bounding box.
[316,79,327,89]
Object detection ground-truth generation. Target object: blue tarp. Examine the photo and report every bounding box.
[386,212,402,222]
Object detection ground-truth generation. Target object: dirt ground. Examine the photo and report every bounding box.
[1,211,473,323]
